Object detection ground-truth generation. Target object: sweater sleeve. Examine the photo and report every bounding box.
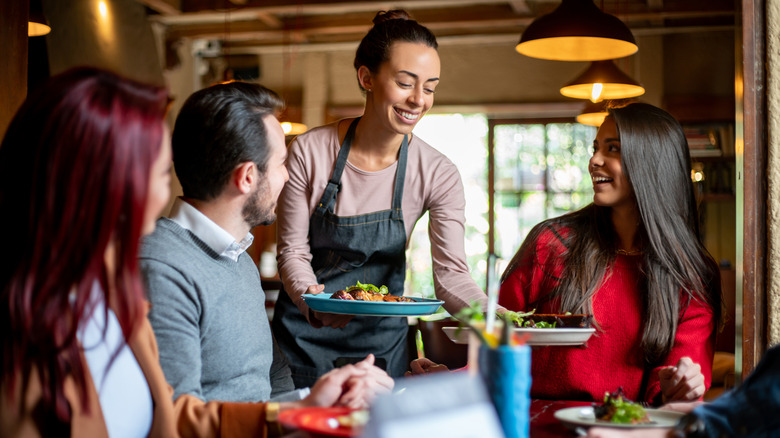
[692,345,780,437]
[141,258,207,401]
[644,294,716,404]
[172,395,268,438]
[276,136,320,320]
[135,307,269,438]
[268,338,295,398]
[498,225,566,311]
[426,159,488,313]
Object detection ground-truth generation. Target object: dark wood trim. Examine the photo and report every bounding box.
[0,0,28,139]
[739,0,768,378]
[487,119,496,291]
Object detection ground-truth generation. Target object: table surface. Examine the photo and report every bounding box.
[280,399,592,438]
[528,399,592,437]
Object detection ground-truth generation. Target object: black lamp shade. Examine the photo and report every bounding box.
[516,0,637,61]
[28,0,51,37]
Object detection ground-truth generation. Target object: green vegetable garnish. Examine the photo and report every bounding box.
[504,309,537,328]
[594,389,650,424]
[346,281,387,294]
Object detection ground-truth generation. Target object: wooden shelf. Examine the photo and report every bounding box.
[701,193,735,202]
[691,155,734,163]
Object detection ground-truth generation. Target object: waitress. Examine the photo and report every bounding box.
[272,10,487,387]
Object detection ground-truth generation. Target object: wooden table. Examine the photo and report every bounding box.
[528,399,591,437]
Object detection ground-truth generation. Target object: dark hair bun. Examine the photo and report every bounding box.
[373,9,411,25]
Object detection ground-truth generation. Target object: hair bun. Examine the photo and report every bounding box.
[373,9,411,25]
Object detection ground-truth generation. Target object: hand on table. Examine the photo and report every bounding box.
[303,284,354,329]
[338,354,395,408]
[302,354,393,410]
[658,357,705,403]
[404,358,450,376]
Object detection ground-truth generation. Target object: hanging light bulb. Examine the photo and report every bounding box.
[281,121,308,136]
[560,60,644,102]
[516,0,637,62]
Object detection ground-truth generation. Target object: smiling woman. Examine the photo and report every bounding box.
[272,9,489,388]
[498,102,723,406]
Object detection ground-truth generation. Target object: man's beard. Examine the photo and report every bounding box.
[242,180,276,228]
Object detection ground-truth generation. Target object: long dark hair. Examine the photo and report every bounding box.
[353,9,438,91]
[0,67,168,427]
[172,81,283,200]
[502,102,722,365]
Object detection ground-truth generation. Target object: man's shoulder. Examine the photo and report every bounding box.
[140,218,208,263]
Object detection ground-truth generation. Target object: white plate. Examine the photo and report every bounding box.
[441,326,595,346]
[554,406,684,429]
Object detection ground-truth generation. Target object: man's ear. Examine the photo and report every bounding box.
[357,65,373,91]
[232,161,256,195]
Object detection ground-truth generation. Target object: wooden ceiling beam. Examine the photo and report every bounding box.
[176,0,510,15]
[137,0,181,15]
[164,9,734,44]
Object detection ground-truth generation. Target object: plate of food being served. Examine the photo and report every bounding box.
[302,282,443,317]
[442,309,596,346]
[554,388,685,429]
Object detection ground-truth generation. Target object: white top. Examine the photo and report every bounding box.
[78,283,152,438]
[168,197,254,262]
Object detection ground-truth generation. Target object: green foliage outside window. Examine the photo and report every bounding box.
[406,116,595,300]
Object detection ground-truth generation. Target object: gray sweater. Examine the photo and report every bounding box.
[139,218,294,402]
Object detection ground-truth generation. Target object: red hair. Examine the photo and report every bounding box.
[0,67,168,425]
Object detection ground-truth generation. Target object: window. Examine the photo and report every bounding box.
[492,121,595,261]
[406,115,595,299]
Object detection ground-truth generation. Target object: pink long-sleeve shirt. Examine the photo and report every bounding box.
[276,120,487,317]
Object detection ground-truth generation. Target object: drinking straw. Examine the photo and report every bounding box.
[415,329,425,359]
[485,253,498,335]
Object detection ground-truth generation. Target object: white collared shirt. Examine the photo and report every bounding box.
[167,197,254,262]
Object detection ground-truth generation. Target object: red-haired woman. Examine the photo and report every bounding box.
[0,68,379,438]
[0,67,177,437]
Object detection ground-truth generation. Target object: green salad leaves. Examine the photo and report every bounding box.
[346,281,389,295]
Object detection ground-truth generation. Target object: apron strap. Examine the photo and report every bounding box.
[316,116,408,217]
[391,135,408,218]
[316,118,360,212]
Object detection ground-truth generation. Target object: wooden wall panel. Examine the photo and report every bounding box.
[0,0,29,139]
[740,0,768,378]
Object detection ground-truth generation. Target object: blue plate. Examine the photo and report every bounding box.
[303,293,444,317]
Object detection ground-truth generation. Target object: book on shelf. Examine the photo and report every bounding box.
[684,123,733,158]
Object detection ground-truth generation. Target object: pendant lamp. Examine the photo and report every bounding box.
[28,0,51,37]
[516,0,637,61]
[560,60,644,102]
[576,100,609,127]
[281,121,307,136]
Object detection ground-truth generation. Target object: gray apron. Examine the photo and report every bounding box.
[272,118,409,388]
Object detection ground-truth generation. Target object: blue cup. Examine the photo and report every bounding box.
[478,345,531,438]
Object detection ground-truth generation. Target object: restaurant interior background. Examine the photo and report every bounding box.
[1,0,776,385]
